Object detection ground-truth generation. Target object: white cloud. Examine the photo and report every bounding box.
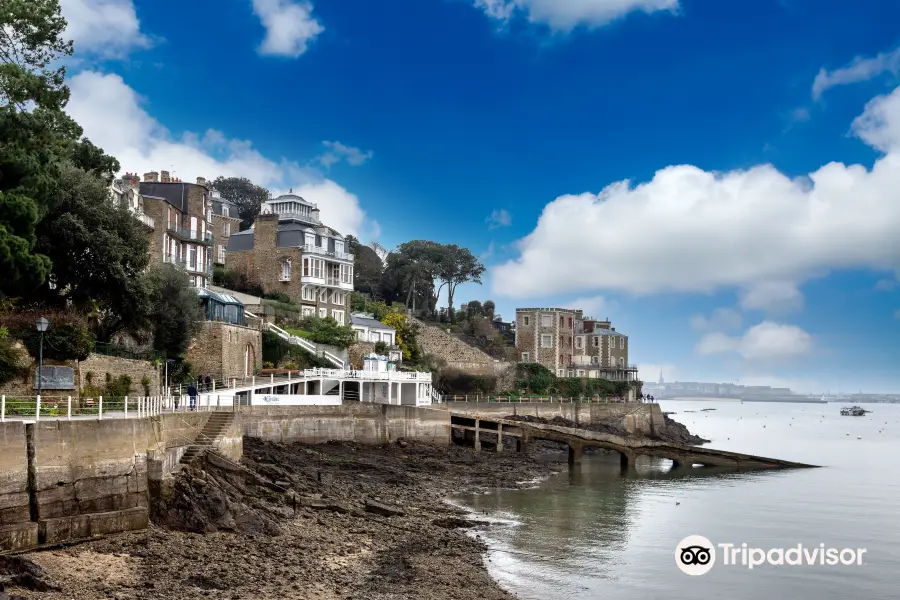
[491,85,900,302]
[486,209,512,229]
[738,281,803,314]
[252,0,324,58]
[812,47,900,100]
[65,71,366,236]
[473,0,679,31]
[568,295,610,319]
[695,321,813,362]
[60,0,151,57]
[318,141,373,168]
[690,307,742,332]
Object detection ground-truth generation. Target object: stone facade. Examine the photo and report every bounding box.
[516,308,636,381]
[78,355,161,396]
[210,194,241,266]
[225,211,352,324]
[186,321,262,380]
[414,320,502,376]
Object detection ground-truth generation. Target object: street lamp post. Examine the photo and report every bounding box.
[36,317,49,399]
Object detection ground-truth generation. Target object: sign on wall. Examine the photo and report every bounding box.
[34,366,76,390]
[254,394,342,406]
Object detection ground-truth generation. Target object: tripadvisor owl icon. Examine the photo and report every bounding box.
[676,535,716,576]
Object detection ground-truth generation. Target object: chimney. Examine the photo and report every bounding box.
[160,170,171,182]
[196,177,207,186]
[311,207,321,223]
[143,171,159,182]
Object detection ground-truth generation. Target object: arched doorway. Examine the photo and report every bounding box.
[244,343,256,377]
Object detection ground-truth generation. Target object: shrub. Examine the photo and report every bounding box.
[140,376,151,396]
[515,363,555,394]
[3,311,96,361]
[104,373,132,397]
[374,341,388,354]
[0,326,25,385]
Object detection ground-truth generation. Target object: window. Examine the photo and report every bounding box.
[568,317,573,327]
[302,306,314,317]
[560,315,564,326]
[190,216,198,239]
[188,246,196,270]
[333,291,344,305]
[340,263,352,284]
[370,331,380,342]
[303,258,324,278]
[305,233,315,247]
[223,222,231,236]
[521,352,529,362]
[332,310,344,325]
[620,337,625,349]
[320,287,329,302]
[302,286,315,301]
[280,258,291,281]
[335,240,344,254]
[523,315,530,326]
[217,245,225,263]
[540,334,553,348]
[540,314,552,328]
[591,355,599,364]
[222,206,229,218]
[592,336,599,347]
[575,336,583,349]
[319,307,327,318]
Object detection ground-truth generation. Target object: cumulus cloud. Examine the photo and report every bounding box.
[695,321,813,362]
[738,281,804,314]
[473,0,679,31]
[65,71,366,236]
[812,47,900,100]
[491,85,900,302]
[252,0,324,58]
[567,295,610,319]
[486,209,512,229]
[690,307,742,332]
[317,141,373,168]
[60,0,151,57]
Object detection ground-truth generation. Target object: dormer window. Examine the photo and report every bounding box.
[280,258,291,282]
[222,206,229,217]
[335,240,344,254]
[305,233,315,247]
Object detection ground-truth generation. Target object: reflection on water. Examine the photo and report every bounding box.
[457,401,900,600]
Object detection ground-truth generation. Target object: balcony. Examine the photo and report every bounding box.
[301,244,354,262]
[167,224,213,245]
[132,211,155,229]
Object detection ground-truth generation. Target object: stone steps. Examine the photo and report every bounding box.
[180,412,235,465]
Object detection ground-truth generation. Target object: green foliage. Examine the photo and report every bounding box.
[0,326,24,385]
[104,372,132,397]
[140,376,151,396]
[345,235,384,297]
[374,341,388,354]
[350,292,393,320]
[382,311,421,361]
[168,359,194,385]
[291,316,357,349]
[262,291,293,304]
[515,363,556,395]
[2,310,95,361]
[145,263,203,358]
[212,265,227,286]
[34,165,148,341]
[262,331,331,369]
[440,370,497,395]
[263,298,300,313]
[210,177,270,231]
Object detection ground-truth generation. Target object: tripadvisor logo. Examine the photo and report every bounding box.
[675,536,867,575]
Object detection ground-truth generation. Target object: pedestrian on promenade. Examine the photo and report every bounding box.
[205,375,211,391]
[188,382,198,411]
[197,375,204,392]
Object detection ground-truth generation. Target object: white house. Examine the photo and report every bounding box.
[351,313,395,345]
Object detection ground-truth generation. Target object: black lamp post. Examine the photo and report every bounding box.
[36,316,49,398]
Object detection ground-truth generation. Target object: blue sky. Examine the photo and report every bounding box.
[60,0,900,393]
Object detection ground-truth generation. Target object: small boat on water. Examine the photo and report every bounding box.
[840,406,868,416]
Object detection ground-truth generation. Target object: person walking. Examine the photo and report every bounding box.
[188,382,198,412]
[205,375,212,392]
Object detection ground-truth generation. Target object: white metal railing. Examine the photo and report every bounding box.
[302,244,354,262]
[134,212,155,228]
[0,394,234,421]
[264,323,345,368]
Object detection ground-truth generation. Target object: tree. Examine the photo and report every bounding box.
[34,165,152,340]
[437,245,485,316]
[483,300,496,320]
[346,235,384,297]
[211,176,270,231]
[146,264,203,357]
[381,310,421,361]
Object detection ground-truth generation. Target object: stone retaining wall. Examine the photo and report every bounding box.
[414,320,509,377]
[445,402,664,436]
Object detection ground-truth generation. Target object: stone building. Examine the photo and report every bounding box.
[224,192,353,324]
[210,191,241,266]
[515,308,637,381]
[110,171,215,287]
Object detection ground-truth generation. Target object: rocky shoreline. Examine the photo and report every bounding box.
[5,414,706,600]
[7,438,567,600]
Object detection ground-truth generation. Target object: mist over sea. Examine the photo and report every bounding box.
[457,400,900,600]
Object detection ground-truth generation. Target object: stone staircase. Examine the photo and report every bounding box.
[180,412,236,465]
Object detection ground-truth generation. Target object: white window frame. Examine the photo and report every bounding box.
[302,286,315,301]
[521,352,529,362]
[620,337,625,349]
[540,334,553,348]
[333,291,344,305]
[319,307,328,319]
[592,336,599,347]
[523,315,530,326]
[280,258,291,281]
[340,263,352,284]
[223,222,231,236]
[305,233,315,247]
[222,206,229,218]
[301,306,314,317]
[575,336,583,349]
[540,314,552,328]
[332,310,344,325]
[217,245,225,263]
[335,240,344,254]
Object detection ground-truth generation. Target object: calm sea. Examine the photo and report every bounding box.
[457,400,900,600]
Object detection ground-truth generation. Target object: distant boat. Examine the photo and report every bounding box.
[840,406,868,416]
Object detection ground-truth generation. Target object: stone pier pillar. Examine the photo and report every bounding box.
[496,424,503,452]
[474,419,481,452]
[619,450,636,471]
[516,433,529,454]
[567,442,583,466]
